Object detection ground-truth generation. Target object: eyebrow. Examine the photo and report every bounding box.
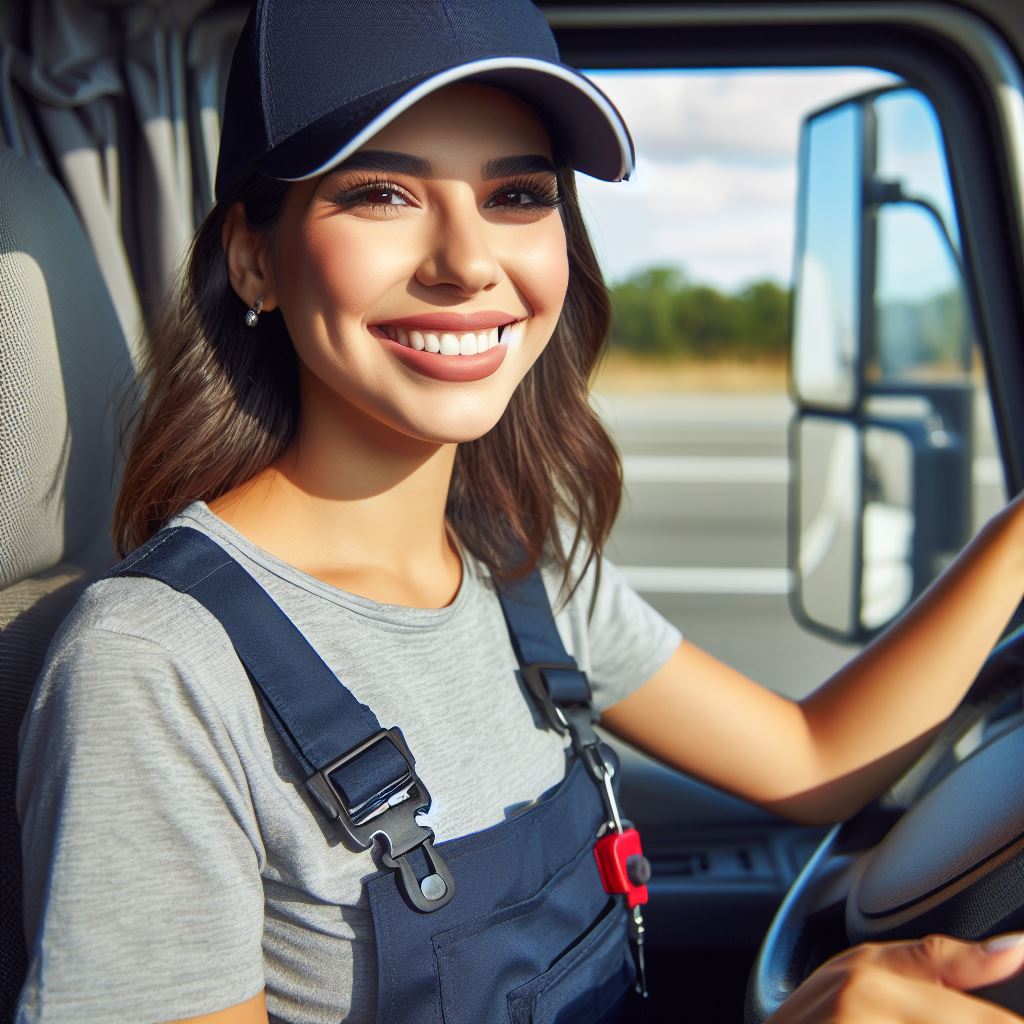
[483,154,557,178]
[330,150,557,179]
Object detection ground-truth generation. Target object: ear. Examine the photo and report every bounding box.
[222,202,280,312]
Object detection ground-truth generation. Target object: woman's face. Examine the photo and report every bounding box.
[266,82,570,447]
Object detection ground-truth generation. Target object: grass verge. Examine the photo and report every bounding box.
[592,349,788,394]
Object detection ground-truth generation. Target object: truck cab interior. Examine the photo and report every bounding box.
[4,2,1024,1022]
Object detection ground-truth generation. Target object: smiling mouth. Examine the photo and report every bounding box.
[369,320,526,355]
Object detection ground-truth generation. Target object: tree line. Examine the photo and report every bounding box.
[608,266,790,359]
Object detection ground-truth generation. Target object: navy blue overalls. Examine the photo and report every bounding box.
[106,527,649,1023]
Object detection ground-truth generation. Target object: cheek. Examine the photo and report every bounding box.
[282,221,407,320]
[516,220,570,323]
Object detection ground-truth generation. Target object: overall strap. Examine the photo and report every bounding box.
[105,526,454,913]
[496,565,653,997]
[494,568,606,784]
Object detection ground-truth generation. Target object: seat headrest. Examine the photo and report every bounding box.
[0,147,138,587]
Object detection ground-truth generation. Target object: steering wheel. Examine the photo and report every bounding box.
[745,626,1024,1023]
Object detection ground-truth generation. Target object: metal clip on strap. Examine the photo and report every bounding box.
[306,727,455,912]
[520,663,606,784]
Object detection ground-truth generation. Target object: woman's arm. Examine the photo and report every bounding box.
[17,592,268,1020]
[600,494,1024,825]
[167,990,269,1024]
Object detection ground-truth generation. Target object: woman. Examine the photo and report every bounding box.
[16,1,1024,1022]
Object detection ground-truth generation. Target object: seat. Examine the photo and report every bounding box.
[0,145,137,1020]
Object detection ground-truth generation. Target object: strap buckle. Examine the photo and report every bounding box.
[521,662,607,783]
[520,662,591,733]
[305,727,455,912]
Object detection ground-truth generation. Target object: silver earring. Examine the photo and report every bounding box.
[245,294,264,327]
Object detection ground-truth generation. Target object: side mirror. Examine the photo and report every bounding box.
[790,103,862,412]
[793,409,971,640]
[789,86,977,642]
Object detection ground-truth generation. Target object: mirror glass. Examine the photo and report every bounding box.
[861,426,915,629]
[875,89,959,246]
[872,204,971,383]
[869,90,973,385]
[792,103,862,410]
[795,416,860,635]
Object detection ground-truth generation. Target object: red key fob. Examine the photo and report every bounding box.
[594,827,650,908]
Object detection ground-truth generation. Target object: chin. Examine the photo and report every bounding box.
[393,399,509,445]
[414,413,506,445]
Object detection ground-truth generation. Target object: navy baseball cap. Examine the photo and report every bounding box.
[214,0,636,203]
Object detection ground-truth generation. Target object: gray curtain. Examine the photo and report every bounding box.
[0,0,247,355]
[0,9,250,1013]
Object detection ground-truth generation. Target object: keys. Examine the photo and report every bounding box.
[593,827,649,907]
[591,757,652,998]
[594,826,651,998]
[631,904,649,998]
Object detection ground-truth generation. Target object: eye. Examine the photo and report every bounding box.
[489,189,537,208]
[360,186,407,208]
[327,179,411,215]
[486,176,562,211]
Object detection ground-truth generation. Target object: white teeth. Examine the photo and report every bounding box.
[502,320,525,349]
[381,323,519,354]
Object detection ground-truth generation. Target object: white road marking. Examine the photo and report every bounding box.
[974,457,1005,486]
[620,566,792,595]
[622,454,1004,486]
[618,456,1004,595]
[622,455,787,484]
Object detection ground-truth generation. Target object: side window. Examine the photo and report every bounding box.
[574,70,1006,696]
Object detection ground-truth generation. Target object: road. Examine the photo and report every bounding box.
[593,392,1006,700]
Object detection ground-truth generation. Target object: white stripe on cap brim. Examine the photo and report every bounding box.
[278,56,635,184]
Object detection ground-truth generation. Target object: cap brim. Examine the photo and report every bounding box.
[254,57,635,184]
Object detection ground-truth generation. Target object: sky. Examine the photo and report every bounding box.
[571,67,898,293]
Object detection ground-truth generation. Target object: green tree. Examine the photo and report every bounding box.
[608,266,790,359]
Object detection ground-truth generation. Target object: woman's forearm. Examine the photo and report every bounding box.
[793,494,1024,823]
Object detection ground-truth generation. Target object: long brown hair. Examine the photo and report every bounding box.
[113,162,622,594]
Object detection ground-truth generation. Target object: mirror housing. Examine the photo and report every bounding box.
[789,86,977,642]
[791,404,971,641]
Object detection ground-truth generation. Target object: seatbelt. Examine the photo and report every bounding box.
[106,526,454,913]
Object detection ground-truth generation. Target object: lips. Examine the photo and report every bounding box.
[367,317,528,383]
[381,336,509,382]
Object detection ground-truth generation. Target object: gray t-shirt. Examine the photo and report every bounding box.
[16,501,682,1024]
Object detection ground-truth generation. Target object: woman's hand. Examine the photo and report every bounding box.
[769,934,1024,1022]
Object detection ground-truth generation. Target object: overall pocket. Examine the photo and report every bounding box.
[506,899,635,1024]
[431,838,633,1024]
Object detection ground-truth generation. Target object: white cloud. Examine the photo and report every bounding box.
[571,68,899,290]
[627,155,797,216]
[585,68,897,163]
[580,183,797,291]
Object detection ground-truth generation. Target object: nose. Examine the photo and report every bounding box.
[414,190,502,295]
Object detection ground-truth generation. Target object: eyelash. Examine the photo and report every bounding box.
[327,175,562,215]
